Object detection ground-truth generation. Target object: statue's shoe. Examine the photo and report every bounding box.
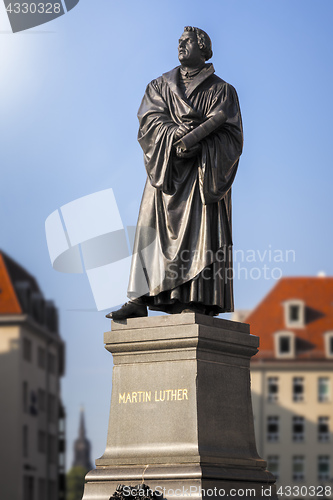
[105,301,148,320]
[181,303,206,315]
[181,305,218,316]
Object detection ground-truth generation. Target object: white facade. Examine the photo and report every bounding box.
[0,314,65,500]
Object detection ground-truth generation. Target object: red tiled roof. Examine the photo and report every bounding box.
[0,250,41,315]
[247,277,333,361]
[0,251,61,339]
[0,253,22,314]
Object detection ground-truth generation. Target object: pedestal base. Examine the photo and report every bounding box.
[82,314,276,500]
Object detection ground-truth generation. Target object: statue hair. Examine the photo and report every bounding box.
[184,26,213,61]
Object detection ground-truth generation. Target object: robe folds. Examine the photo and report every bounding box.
[127,63,243,314]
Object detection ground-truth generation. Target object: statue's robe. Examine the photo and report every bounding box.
[127,63,243,314]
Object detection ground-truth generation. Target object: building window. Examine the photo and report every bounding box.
[274,331,295,358]
[318,456,330,481]
[318,417,330,442]
[59,444,65,468]
[267,377,279,402]
[38,347,46,369]
[267,416,279,442]
[293,377,304,402]
[38,430,46,453]
[48,434,57,464]
[59,402,66,433]
[267,455,279,480]
[38,479,46,500]
[23,338,32,362]
[30,390,38,416]
[324,332,333,359]
[48,394,57,423]
[318,377,330,402]
[292,456,305,480]
[23,476,34,500]
[23,381,28,413]
[283,300,305,328]
[31,292,45,324]
[290,305,300,322]
[293,416,305,442]
[48,480,57,500]
[280,336,291,353]
[15,281,31,313]
[38,389,46,413]
[45,302,58,333]
[23,425,29,458]
[48,352,56,375]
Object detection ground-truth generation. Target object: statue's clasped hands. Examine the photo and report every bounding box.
[174,123,201,158]
[174,123,194,141]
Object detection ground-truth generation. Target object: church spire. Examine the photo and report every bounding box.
[72,407,92,470]
[79,406,86,439]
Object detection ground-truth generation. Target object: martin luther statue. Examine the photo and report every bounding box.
[108,27,243,320]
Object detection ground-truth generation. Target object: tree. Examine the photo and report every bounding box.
[66,466,88,500]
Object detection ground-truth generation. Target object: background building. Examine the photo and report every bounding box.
[67,408,92,500]
[72,407,92,471]
[0,250,66,500]
[247,276,333,496]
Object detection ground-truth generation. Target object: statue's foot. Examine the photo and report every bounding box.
[181,304,219,316]
[105,301,148,320]
[181,304,206,315]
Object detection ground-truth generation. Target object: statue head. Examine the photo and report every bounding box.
[178,26,213,67]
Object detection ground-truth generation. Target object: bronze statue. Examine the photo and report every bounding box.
[108,27,243,320]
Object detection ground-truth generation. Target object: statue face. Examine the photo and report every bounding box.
[178,31,204,67]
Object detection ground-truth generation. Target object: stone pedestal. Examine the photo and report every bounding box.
[82,313,276,500]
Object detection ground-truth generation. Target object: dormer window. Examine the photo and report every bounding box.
[280,336,291,353]
[283,300,305,328]
[290,305,300,322]
[274,331,295,358]
[324,332,333,359]
[15,281,31,314]
[31,292,45,324]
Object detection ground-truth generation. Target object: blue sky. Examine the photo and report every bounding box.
[0,0,332,469]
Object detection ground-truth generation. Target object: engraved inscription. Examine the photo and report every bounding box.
[119,391,151,404]
[118,388,188,404]
[155,388,188,401]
